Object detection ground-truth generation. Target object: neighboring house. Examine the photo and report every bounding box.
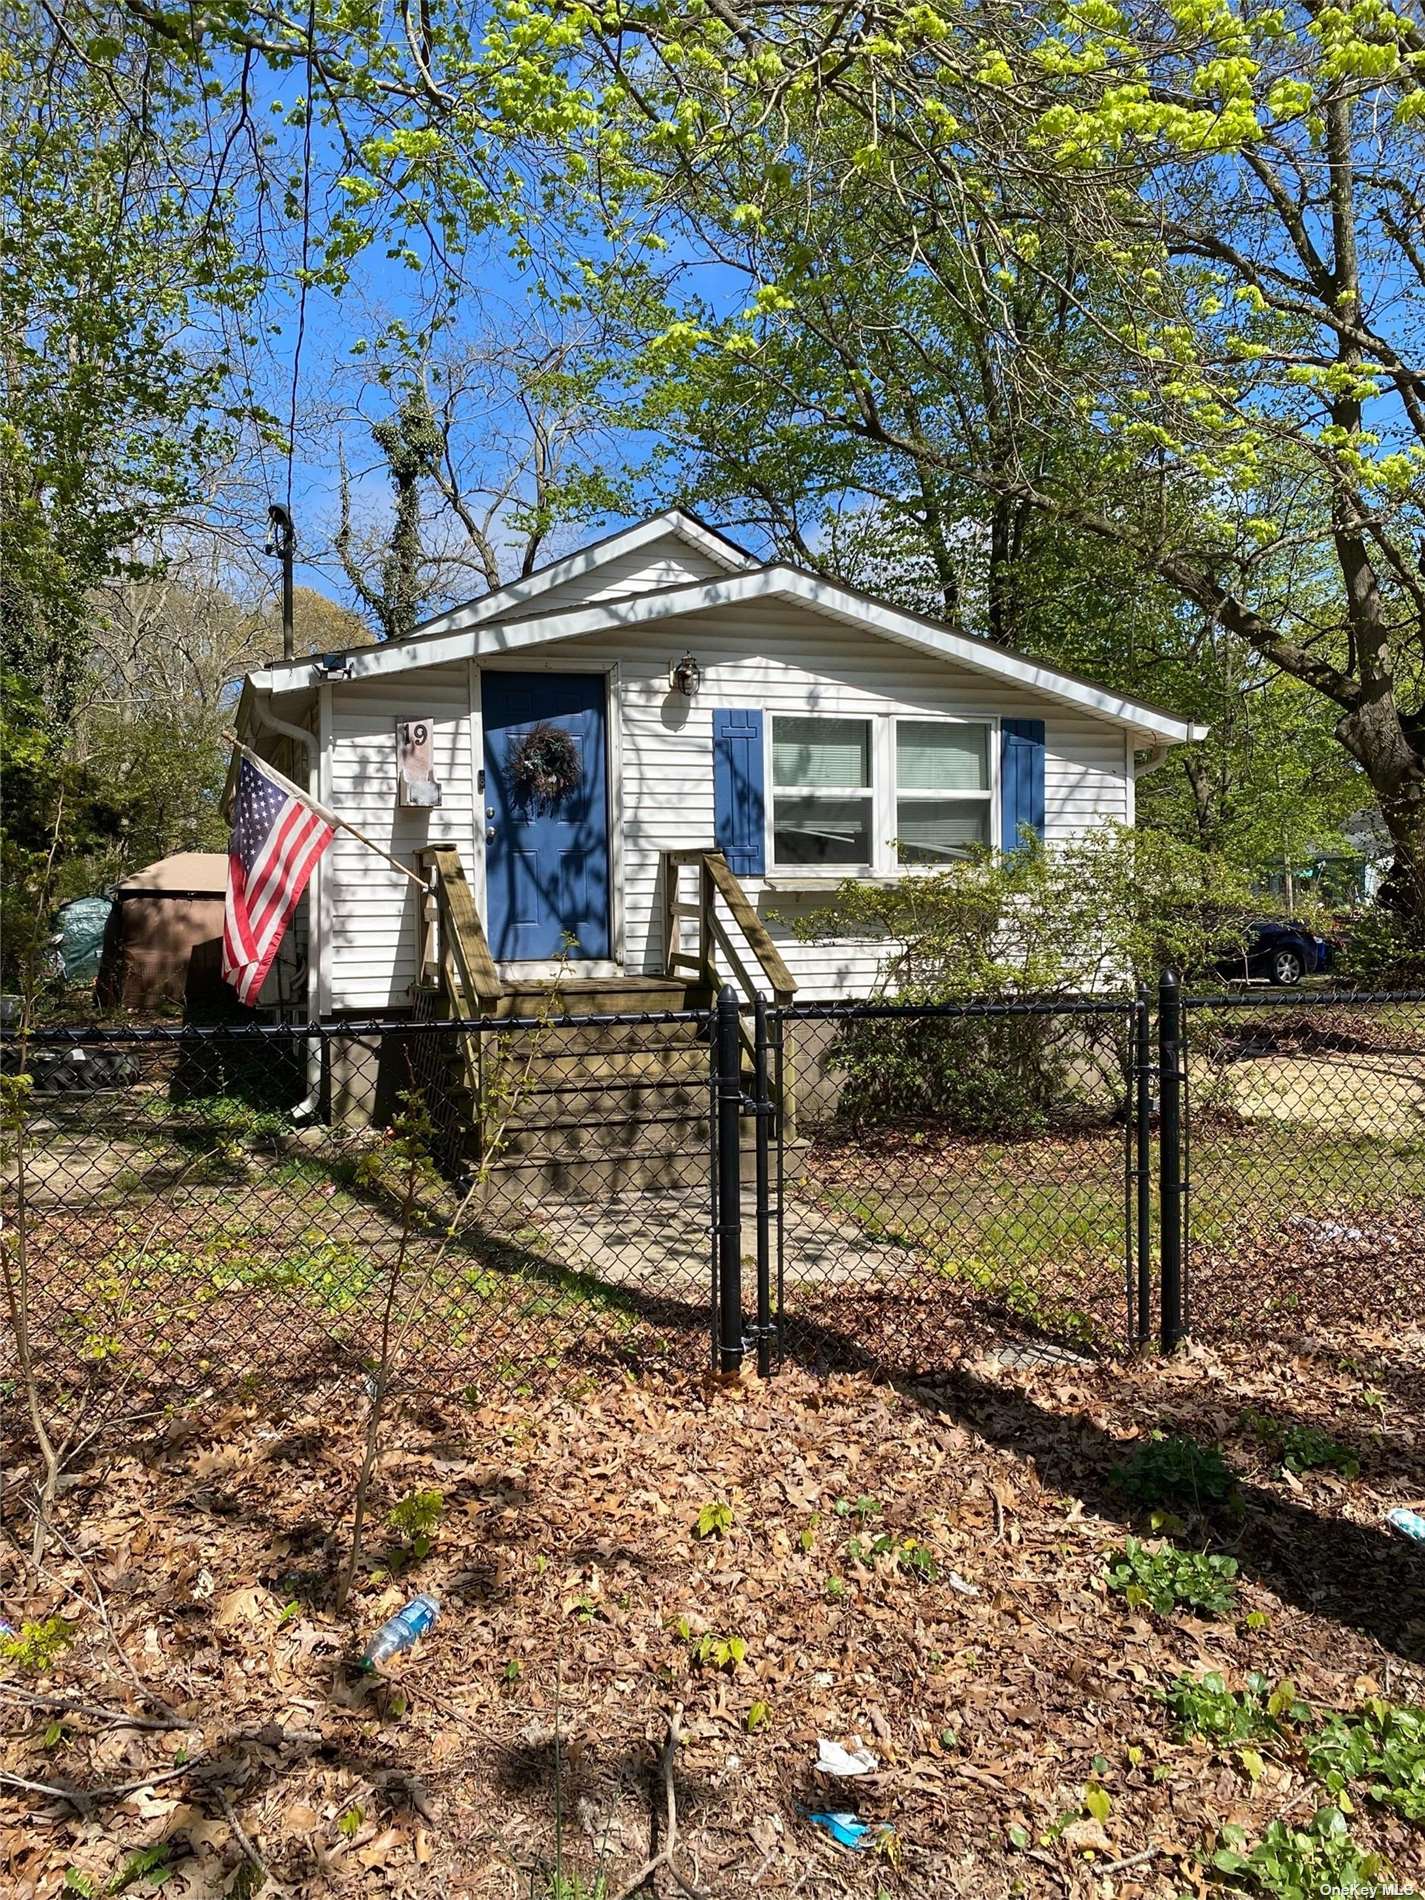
[233,509,1205,1022]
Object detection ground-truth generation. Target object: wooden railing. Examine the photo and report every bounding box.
[415,845,503,1159]
[661,849,798,1133]
[416,844,503,1016]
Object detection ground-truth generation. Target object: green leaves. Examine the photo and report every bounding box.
[1111,1433,1241,1515]
[1105,1538,1239,1618]
[1308,1701,1425,1824]
[694,1499,733,1539]
[1211,1806,1388,1895]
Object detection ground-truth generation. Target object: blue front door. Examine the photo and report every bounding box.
[482,671,611,961]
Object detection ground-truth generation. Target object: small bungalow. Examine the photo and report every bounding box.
[233,508,1205,1032]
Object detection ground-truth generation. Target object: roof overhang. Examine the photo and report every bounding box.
[413,507,748,641]
[247,562,1207,747]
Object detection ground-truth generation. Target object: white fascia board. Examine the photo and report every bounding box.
[247,562,1207,744]
[478,565,1209,745]
[413,509,747,639]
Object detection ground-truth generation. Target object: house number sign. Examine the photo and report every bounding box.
[396,717,442,808]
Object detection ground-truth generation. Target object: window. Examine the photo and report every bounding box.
[895,720,992,865]
[767,713,996,873]
[772,715,873,865]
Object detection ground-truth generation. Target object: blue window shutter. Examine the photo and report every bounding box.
[713,708,766,878]
[1000,719,1046,851]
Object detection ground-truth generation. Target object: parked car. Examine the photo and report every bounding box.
[1213,920,1330,987]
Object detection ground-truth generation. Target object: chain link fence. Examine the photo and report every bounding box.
[5,985,1424,1412]
[2,1016,718,1408]
[766,998,1141,1372]
[1181,990,1425,1345]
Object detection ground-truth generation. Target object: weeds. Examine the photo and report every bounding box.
[1163,1672,1309,1746]
[1308,1700,1425,1823]
[694,1499,733,1539]
[387,1487,444,1562]
[1105,1539,1238,1617]
[0,1616,73,1671]
[1243,1412,1362,1478]
[1111,1433,1239,1514]
[847,1531,939,1583]
[1211,1806,1389,1895]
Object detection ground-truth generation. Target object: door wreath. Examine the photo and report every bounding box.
[508,720,582,810]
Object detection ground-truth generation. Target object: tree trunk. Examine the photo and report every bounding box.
[1341,699,1425,916]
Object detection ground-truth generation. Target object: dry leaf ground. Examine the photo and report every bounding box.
[2,1302,1423,1899]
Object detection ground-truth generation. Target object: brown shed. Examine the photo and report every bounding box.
[96,852,230,1013]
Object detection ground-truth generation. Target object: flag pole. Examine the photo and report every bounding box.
[223,730,428,891]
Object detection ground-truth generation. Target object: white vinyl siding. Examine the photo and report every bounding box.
[507,533,731,617]
[315,595,1132,1009]
[325,666,475,1009]
[510,597,1130,1001]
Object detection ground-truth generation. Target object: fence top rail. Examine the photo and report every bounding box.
[772,994,1136,1024]
[5,1007,714,1048]
[1182,987,1425,1009]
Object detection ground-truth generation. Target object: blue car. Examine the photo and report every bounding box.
[1213,920,1330,987]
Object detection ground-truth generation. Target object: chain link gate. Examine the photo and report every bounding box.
[711,987,1152,1378]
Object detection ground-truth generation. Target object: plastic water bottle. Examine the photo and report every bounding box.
[360,1593,440,1670]
[1387,1508,1425,1545]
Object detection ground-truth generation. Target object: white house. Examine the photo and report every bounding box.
[233,509,1205,1022]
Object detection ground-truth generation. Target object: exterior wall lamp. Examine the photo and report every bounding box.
[670,652,702,697]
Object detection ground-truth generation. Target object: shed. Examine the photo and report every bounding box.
[96,852,230,1013]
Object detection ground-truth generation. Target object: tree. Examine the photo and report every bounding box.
[334,326,632,634]
[532,0,1425,916]
[1,19,253,728]
[336,386,444,642]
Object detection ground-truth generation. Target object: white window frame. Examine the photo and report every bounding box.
[764,711,1001,877]
[890,713,998,871]
[767,712,878,874]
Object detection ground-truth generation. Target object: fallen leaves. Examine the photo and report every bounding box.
[2,1323,1423,1895]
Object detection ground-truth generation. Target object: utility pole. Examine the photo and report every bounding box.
[267,502,295,661]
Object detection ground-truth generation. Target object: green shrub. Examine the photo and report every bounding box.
[832,1010,1072,1136]
[1211,1806,1389,1895]
[1111,1433,1239,1513]
[796,826,1270,1135]
[1341,903,1425,986]
[1106,1538,1238,1617]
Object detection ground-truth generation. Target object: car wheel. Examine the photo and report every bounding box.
[1270,946,1304,986]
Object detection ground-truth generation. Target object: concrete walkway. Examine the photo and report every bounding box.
[522,1185,911,1294]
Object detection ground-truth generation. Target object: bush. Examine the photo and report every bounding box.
[1341,903,1425,987]
[832,1010,1074,1136]
[801,826,1273,1135]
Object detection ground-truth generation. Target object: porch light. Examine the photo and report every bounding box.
[670,651,702,696]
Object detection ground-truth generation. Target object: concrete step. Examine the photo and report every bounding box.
[481,1106,709,1160]
[478,1142,715,1198]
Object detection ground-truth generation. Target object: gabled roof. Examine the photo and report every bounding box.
[245,513,1206,747]
[412,507,748,639]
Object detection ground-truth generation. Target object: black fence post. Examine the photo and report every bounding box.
[715,984,744,1373]
[752,994,773,1378]
[1134,986,1153,1345]
[1158,968,1186,1351]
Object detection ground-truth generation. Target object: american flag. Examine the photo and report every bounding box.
[222,753,335,1006]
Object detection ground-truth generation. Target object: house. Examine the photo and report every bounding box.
[234,505,1208,1033]
[233,508,1205,1031]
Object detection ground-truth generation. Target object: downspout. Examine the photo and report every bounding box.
[1133,742,1172,781]
[248,685,323,1121]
